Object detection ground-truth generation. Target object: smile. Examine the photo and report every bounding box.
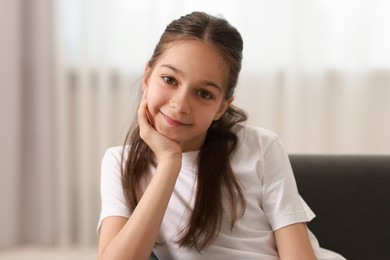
[160,111,191,127]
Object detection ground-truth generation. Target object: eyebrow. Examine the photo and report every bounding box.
[160,64,222,92]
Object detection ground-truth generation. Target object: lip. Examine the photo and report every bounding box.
[160,111,191,127]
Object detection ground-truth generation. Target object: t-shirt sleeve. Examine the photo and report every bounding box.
[261,135,315,231]
[97,147,131,234]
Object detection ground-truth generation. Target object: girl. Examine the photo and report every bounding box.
[97,11,345,260]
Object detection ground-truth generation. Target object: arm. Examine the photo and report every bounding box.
[260,134,317,259]
[98,91,182,260]
[274,222,317,260]
[98,160,180,260]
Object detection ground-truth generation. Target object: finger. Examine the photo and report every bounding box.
[145,105,152,124]
[138,95,149,126]
[141,90,154,125]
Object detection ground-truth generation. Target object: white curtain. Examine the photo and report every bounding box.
[58,0,390,154]
[1,0,56,246]
[1,0,390,249]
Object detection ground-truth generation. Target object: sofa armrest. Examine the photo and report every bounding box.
[289,155,390,260]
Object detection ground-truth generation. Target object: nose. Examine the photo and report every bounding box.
[169,89,191,114]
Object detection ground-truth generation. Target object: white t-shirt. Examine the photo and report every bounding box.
[98,125,345,259]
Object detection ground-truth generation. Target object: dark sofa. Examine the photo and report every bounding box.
[290,154,390,260]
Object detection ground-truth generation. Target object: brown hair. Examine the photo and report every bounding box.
[121,11,247,251]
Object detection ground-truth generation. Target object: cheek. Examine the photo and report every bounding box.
[146,86,167,112]
[195,107,219,124]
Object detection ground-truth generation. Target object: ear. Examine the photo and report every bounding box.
[213,96,234,121]
[142,63,151,91]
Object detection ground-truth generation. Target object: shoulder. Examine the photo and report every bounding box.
[235,124,281,151]
[102,145,129,164]
[101,145,131,176]
[103,146,122,158]
[229,124,283,165]
[100,146,129,198]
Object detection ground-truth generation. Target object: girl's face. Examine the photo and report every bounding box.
[142,40,233,152]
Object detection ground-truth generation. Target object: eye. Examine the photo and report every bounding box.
[162,76,177,85]
[197,90,213,100]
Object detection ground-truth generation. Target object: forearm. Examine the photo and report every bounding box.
[274,223,317,260]
[99,159,181,260]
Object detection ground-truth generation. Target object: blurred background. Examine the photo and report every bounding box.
[1,0,390,258]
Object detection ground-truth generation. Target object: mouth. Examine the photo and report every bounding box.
[160,111,191,127]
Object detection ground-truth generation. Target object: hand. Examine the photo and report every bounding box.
[138,90,182,163]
